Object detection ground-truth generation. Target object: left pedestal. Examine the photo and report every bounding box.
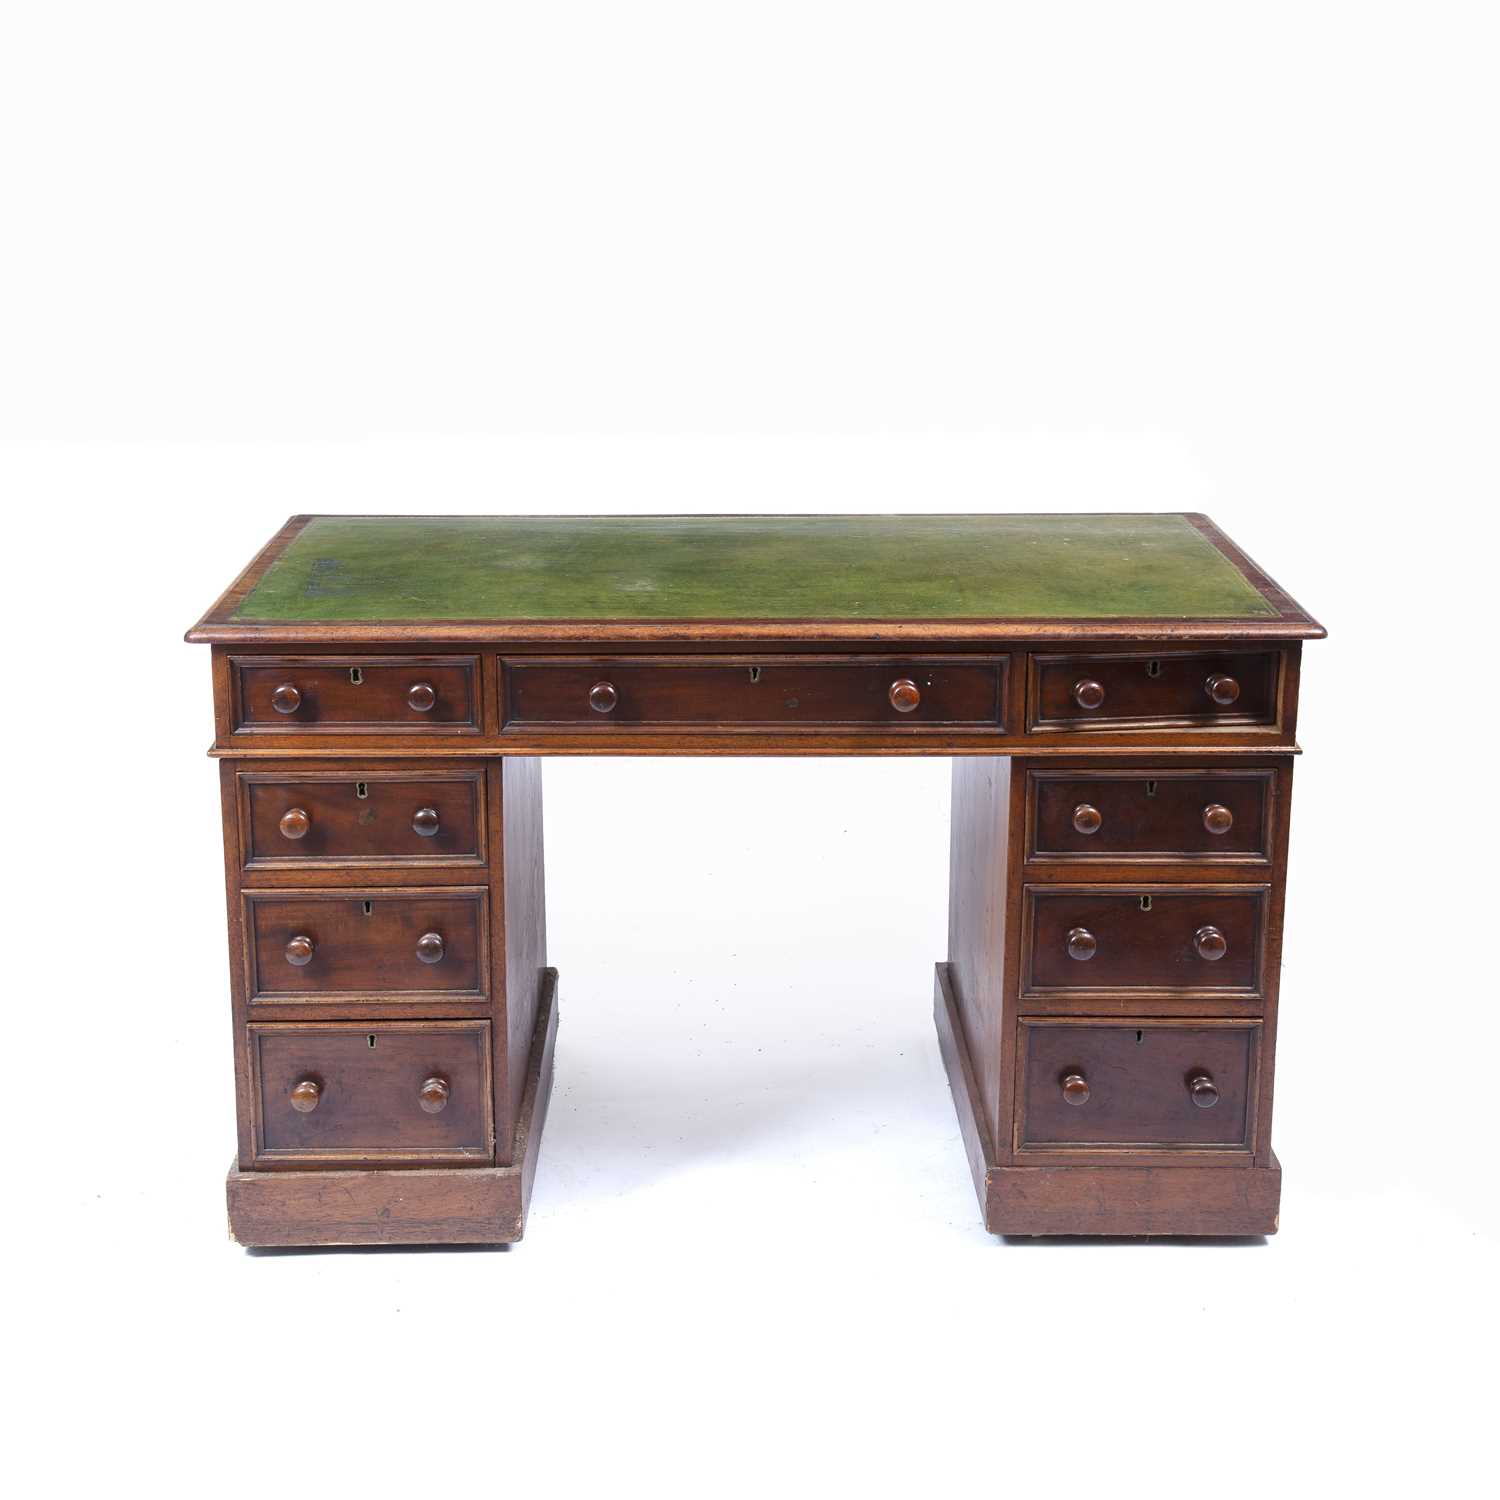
[215,748,552,1249]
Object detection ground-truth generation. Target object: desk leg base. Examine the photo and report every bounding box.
[227,968,560,1249]
[934,963,1281,1237]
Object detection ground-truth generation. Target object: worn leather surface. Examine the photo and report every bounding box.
[233,514,1277,623]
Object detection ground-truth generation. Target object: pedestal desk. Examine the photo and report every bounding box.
[187,514,1323,1245]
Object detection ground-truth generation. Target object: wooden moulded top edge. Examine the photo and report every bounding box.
[185,512,1326,645]
[205,741,1306,760]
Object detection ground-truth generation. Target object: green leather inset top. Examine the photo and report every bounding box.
[232,514,1278,623]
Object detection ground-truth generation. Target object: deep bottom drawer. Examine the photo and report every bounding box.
[250,1021,494,1167]
[1017,1020,1259,1153]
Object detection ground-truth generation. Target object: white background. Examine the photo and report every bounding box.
[3,3,1496,1495]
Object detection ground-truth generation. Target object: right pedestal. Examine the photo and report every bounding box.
[942,753,1293,1237]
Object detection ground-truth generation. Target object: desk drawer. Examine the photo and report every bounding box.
[1026,769,1274,863]
[1028,649,1280,732]
[249,1021,493,1166]
[1022,886,1266,998]
[245,889,487,1001]
[231,656,479,734]
[240,770,485,869]
[501,656,1007,731]
[1017,1020,1258,1152]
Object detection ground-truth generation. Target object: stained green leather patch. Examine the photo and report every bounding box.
[233,514,1277,623]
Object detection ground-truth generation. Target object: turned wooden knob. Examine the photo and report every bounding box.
[1072,678,1106,711]
[1205,673,1240,706]
[889,678,921,713]
[419,1076,451,1114]
[1066,926,1097,961]
[589,681,618,714]
[271,682,302,715]
[407,681,436,712]
[1060,1072,1091,1106]
[1202,802,1234,835]
[285,934,316,967]
[1194,924,1228,961]
[1072,803,1103,835]
[289,1078,321,1113]
[411,806,440,838]
[1188,1072,1220,1109]
[279,807,311,840]
[415,931,445,965]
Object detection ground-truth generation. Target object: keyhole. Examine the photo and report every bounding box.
[1146,660,1162,678]
[1139,895,1153,912]
[748,666,761,684]
[362,901,373,916]
[1145,780,1158,798]
[1136,1030,1144,1044]
[356,782,368,799]
[367,1034,377,1049]
[349,667,363,685]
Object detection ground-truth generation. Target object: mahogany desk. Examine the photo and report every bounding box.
[187,514,1323,1245]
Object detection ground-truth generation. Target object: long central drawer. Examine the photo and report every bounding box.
[500,656,1008,731]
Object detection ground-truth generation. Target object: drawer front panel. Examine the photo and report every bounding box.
[1027,770,1273,863]
[232,656,479,734]
[1029,650,1279,732]
[501,656,1007,730]
[242,771,484,868]
[1018,1021,1258,1151]
[1023,886,1265,997]
[246,889,486,1000]
[251,1021,493,1164]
